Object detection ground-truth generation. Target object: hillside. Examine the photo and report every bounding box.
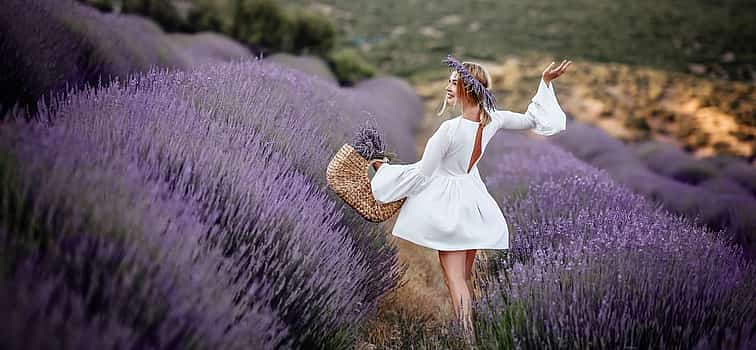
[289,0,756,162]
[290,0,755,82]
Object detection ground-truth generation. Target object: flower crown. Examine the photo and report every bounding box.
[442,54,497,112]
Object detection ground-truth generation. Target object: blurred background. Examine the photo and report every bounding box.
[6,0,755,158]
[1,0,755,349]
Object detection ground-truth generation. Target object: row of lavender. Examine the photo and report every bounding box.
[0,58,422,349]
[551,122,756,259]
[0,0,250,114]
[472,131,755,348]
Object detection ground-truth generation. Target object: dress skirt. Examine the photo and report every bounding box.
[373,162,509,251]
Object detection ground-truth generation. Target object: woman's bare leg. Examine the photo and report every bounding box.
[464,249,477,299]
[464,249,477,342]
[438,250,474,338]
[438,250,451,296]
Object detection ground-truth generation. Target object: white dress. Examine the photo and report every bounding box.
[370,77,567,251]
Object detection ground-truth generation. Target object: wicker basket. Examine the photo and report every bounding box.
[326,143,406,222]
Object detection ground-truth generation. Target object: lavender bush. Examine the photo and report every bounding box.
[632,140,750,188]
[0,126,289,349]
[350,76,425,162]
[0,0,251,114]
[0,57,423,348]
[550,122,756,259]
[168,32,253,67]
[702,154,756,197]
[471,132,755,349]
[268,53,339,84]
[0,229,289,350]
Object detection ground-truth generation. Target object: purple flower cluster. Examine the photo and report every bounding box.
[472,132,755,349]
[351,121,399,162]
[0,56,424,348]
[442,54,497,112]
[550,122,756,259]
[0,124,289,349]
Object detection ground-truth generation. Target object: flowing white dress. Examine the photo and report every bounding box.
[370,77,567,251]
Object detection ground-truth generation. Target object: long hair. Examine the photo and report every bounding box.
[436,61,495,127]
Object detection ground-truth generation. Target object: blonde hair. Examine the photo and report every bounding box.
[436,61,495,127]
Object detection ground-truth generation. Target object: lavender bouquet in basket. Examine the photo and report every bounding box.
[325,120,406,222]
[351,123,398,163]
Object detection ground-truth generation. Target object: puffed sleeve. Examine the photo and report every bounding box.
[370,122,450,204]
[490,77,567,136]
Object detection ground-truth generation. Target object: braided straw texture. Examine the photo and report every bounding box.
[326,143,406,222]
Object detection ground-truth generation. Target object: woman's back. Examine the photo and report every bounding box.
[439,116,497,177]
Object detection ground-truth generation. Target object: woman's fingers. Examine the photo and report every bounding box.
[543,60,572,80]
[543,61,556,76]
[550,60,572,78]
[545,60,564,73]
[554,60,567,75]
[550,60,565,73]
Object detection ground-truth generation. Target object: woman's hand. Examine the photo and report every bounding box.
[542,59,572,87]
[369,158,387,171]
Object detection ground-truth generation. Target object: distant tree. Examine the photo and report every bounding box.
[76,0,114,12]
[290,8,336,56]
[230,0,294,53]
[185,0,225,33]
[326,48,377,85]
[121,0,186,32]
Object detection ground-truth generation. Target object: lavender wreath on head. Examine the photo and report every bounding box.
[442,54,497,112]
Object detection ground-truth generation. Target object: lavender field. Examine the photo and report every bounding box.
[550,122,756,260]
[471,131,755,349]
[361,118,756,348]
[0,52,427,347]
[2,0,755,349]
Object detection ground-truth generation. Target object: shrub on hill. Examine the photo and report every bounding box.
[327,48,377,86]
[121,0,187,32]
[0,0,250,115]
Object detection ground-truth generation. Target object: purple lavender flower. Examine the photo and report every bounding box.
[0,54,424,348]
[550,122,756,259]
[471,132,755,349]
[351,120,398,162]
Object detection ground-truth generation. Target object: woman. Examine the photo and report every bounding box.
[369,55,571,339]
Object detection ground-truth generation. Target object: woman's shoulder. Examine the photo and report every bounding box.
[436,117,456,131]
[427,117,456,142]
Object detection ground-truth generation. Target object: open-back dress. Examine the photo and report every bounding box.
[370,77,567,251]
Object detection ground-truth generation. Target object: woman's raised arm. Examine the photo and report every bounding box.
[490,77,567,136]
